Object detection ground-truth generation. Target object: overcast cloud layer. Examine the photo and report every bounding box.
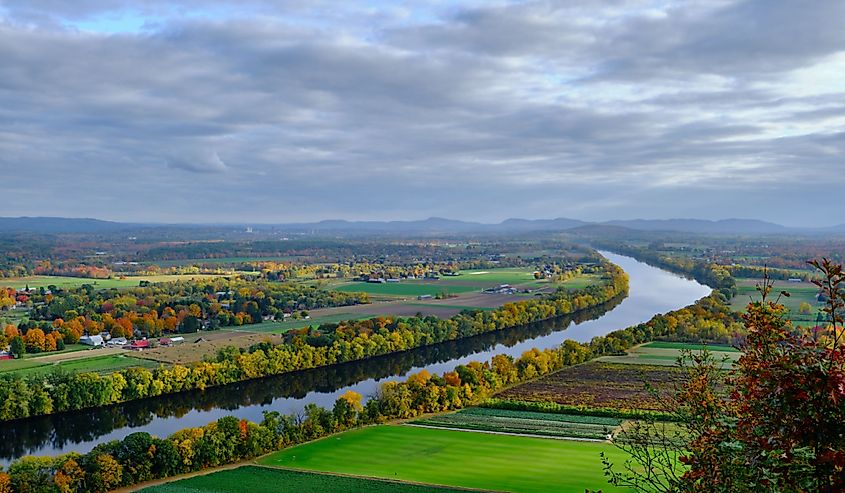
[0,0,843,225]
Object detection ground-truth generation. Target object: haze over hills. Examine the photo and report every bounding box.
[0,216,840,236]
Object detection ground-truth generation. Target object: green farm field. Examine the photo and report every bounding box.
[411,407,622,440]
[140,465,475,493]
[597,341,740,367]
[559,274,602,290]
[642,341,738,352]
[259,425,633,493]
[730,278,821,325]
[0,274,227,290]
[332,269,598,299]
[0,353,156,377]
[440,268,545,286]
[21,344,90,358]
[438,269,600,290]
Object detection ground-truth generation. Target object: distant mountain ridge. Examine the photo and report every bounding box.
[0,216,836,235]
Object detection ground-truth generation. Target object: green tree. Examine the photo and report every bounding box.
[9,336,24,359]
[799,301,813,314]
[178,315,201,334]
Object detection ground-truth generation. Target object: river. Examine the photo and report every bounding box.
[0,252,710,464]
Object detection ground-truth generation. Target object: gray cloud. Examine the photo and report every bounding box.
[166,149,227,173]
[0,1,843,226]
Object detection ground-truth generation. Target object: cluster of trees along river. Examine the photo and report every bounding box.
[0,252,710,465]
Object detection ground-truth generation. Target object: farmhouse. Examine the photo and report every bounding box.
[107,337,128,346]
[128,340,150,351]
[80,335,105,347]
[485,284,517,295]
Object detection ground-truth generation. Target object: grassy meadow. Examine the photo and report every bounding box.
[259,425,633,493]
[0,353,155,377]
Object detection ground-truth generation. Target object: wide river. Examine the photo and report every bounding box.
[0,252,710,465]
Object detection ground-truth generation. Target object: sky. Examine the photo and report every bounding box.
[0,0,843,226]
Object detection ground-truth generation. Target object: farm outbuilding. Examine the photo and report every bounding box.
[80,335,105,347]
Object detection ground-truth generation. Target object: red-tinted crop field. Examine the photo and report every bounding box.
[497,362,684,411]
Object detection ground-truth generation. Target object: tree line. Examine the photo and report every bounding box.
[0,262,628,421]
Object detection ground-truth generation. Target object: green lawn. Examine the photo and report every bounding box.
[140,466,474,493]
[334,282,476,297]
[233,313,377,334]
[0,274,225,290]
[259,425,633,493]
[0,353,156,377]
